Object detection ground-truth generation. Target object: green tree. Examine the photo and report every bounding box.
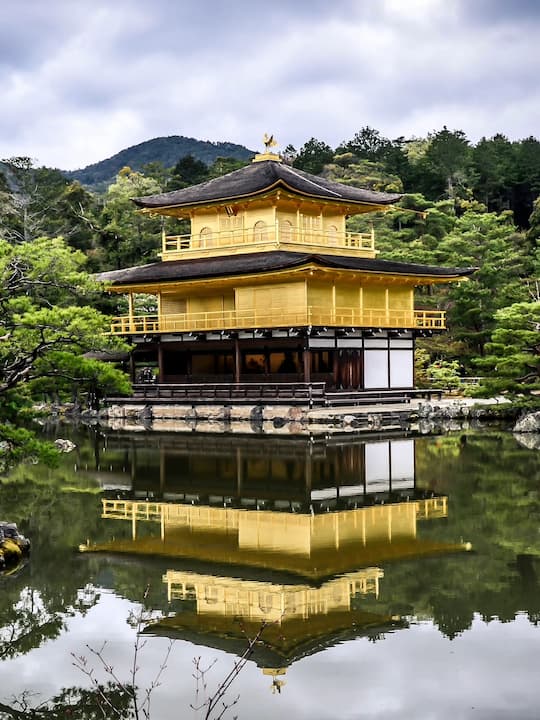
[166,154,209,191]
[293,138,334,175]
[282,144,297,164]
[527,194,540,257]
[0,236,129,466]
[323,158,403,193]
[0,684,133,719]
[475,301,540,396]
[0,159,100,265]
[439,210,532,358]
[337,126,392,160]
[472,134,515,212]
[207,156,248,179]
[99,167,162,269]
[513,137,540,227]
[416,127,473,200]
[141,160,170,187]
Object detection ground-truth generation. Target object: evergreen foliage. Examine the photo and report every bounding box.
[0,236,129,468]
[98,166,162,269]
[475,302,540,395]
[293,137,334,174]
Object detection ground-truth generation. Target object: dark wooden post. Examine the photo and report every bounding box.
[157,342,164,382]
[129,351,136,383]
[305,448,312,494]
[234,336,241,383]
[333,350,340,389]
[303,344,311,384]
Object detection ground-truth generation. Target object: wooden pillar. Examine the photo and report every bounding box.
[303,345,311,384]
[128,293,134,320]
[305,449,312,495]
[157,342,164,382]
[333,350,340,389]
[234,336,241,383]
[129,350,136,383]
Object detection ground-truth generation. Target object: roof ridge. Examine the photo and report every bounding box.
[280,164,343,197]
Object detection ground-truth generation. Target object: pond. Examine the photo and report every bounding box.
[1,426,539,719]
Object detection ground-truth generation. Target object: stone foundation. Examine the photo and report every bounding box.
[103,399,497,436]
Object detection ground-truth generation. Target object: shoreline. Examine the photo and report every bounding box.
[39,395,526,437]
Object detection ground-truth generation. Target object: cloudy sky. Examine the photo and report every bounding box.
[2,0,539,170]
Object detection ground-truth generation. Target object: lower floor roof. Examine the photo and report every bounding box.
[99,250,476,288]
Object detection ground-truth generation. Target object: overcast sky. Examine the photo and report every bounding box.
[2,0,540,170]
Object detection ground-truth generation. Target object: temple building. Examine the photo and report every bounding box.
[101,142,475,397]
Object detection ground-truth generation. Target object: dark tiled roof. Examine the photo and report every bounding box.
[99,251,476,286]
[132,160,401,210]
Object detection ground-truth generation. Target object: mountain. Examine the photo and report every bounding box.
[64,135,256,189]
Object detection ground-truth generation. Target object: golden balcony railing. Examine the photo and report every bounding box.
[109,306,446,335]
[102,499,163,522]
[162,224,375,257]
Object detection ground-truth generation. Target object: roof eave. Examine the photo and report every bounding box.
[132,178,400,214]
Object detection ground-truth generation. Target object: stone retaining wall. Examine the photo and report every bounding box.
[103,399,513,436]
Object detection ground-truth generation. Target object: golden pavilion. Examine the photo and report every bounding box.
[101,142,475,398]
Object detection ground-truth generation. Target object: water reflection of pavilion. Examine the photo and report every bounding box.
[89,433,429,510]
[97,495,451,577]
[81,436,471,681]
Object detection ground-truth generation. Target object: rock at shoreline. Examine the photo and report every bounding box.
[514,433,540,450]
[54,439,76,453]
[513,412,540,433]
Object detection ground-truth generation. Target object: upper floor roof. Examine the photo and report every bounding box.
[132,159,402,214]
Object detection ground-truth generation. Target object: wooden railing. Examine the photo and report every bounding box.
[102,499,162,522]
[162,224,375,256]
[109,306,446,334]
[133,381,327,406]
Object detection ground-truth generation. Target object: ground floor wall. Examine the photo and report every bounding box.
[130,330,416,391]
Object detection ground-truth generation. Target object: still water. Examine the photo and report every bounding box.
[1,427,539,719]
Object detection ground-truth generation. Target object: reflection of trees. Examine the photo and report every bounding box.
[376,433,540,638]
[0,465,106,663]
[0,588,64,661]
[0,455,171,720]
[0,684,132,719]
[3,427,540,683]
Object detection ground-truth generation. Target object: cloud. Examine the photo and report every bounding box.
[1,0,539,169]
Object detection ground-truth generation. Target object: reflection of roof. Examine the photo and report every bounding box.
[81,498,468,582]
[99,250,477,286]
[81,534,468,581]
[144,609,406,669]
[132,160,402,211]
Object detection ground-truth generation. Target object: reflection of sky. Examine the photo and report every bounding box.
[2,593,539,719]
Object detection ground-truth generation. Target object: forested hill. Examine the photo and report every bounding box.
[64,135,255,189]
